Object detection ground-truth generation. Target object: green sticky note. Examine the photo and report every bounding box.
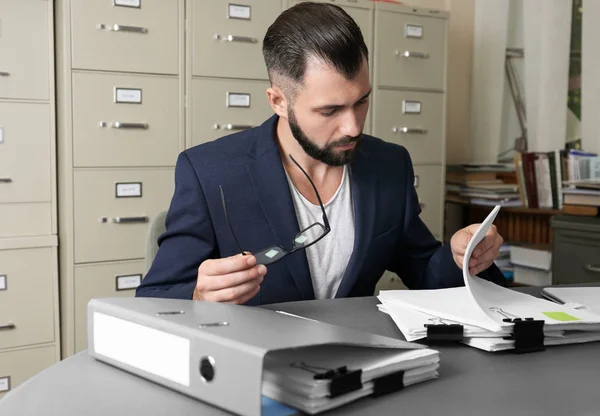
[542,312,581,322]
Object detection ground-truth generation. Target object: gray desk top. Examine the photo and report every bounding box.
[1,288,600,416]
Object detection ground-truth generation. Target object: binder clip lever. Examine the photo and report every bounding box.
[291,362,363,398]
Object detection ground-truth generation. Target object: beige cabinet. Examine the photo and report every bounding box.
[190,78,272,146]
[0,102,52,203]
[191,0,281,80]
[74,260,144,352]
[72,72,180,167]
[372,89,444,164]
[375,6,446,91]
[413,165,444,237]
[73,168,174,263]
[0,0,50,100]
[70,0,180,74]
[0,346,56,400]
[0,248,56,350]
[0,0,60,395]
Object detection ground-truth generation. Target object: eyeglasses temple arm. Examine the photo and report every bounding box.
[219,185,246,255]
[289,154,331,230]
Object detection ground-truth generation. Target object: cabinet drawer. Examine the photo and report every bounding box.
[191,0,281,80]
[0,247,56,350]
[553,238,600,285]
[0,203,52,239]
[0,346,56,400]
[74,260,144,352]
[413,165,443,237]
[73,168,174,263]
[0,1,50,100]
[70,0,179,74]
[72,72,180,168]
[191,78,272,147]
[375,10,446,90]
[373,90,444,164]
[0,102,52,203]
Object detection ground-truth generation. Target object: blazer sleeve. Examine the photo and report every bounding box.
[387,148,506,289]
[136,152,217,299]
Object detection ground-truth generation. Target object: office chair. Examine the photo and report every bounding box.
[145,210,168,273]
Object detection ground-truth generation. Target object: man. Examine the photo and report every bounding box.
[136,2,505,305]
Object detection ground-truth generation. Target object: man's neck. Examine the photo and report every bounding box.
[275,116,341,184]
[276,117,344,205]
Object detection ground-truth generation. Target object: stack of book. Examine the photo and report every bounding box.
[446,164,520,207]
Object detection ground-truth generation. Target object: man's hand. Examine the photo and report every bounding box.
[193,253,267,304]
[450,224,504,276]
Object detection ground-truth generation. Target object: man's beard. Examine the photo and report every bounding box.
[288,109,361,167]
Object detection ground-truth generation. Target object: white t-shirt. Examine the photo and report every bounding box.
[286,165,355,299]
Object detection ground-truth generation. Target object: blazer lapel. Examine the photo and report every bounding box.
[245,116,315,300]
[335,148,376,298]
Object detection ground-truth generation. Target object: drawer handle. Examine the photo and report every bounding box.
[213,124,255,131]
[112,122,149,129]
[113,216,149,224]
[0,71,10,77]
[98,24,148,34]
[583,264,600,274]
[392,127,428,135]
[0,178,13,183]
[419,203,426,209]
[0,323,16,331]
[214,34,258,44]
[396,50,430,59]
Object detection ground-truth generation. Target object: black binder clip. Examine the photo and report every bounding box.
[291,362,363,398]
[424,317,464,342]
[490,307,545,354]
[372,370,405,397]
[503,318,545,354]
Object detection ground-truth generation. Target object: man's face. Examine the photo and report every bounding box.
[286,57,371,166]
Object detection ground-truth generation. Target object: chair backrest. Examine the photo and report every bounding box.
[145,210,168,273]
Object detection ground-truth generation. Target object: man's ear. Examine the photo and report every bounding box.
[266,85,289,118]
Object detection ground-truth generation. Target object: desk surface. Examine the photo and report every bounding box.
[1,289,600,416]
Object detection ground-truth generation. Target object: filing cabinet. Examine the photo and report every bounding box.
[70,0,180,74]
[190,78,272,146]
[0,0,51,100]
[0,346,56,400]
[0,0,61,395]
[74,260,145,351]
[372,2,448,237]
[55,0,185,357]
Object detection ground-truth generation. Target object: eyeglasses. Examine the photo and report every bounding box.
[220,154,331,265]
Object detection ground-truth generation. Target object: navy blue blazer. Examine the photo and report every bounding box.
[136,115,505,304]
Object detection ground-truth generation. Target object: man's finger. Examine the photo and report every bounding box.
[202,265,266,291]
[202,254,257,276]
[210,278,263,303]
[226,285,261,305]
[472,234,496,258]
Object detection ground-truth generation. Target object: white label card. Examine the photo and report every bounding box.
[414,176,419,188]
[0,275,6,291]
[403,100,422,114]
[227,93,251,108]
[115,88,142,104]
[405,24,423,39]
[0,377,9,393]
[116,182,142,198]
[0,126,4,144]
[116,274,142,291]
[114,0,141,8]
[228,4,251,20]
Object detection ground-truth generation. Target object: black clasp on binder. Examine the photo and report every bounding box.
[424,317,464,342]
[502,318,545,354]
[372,370,405,397]
[291,362,363,398]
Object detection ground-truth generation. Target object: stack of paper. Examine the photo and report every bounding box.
[377,205,600,352]
[262,344,439,414]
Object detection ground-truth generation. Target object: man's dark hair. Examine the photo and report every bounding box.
[262,2,369,95]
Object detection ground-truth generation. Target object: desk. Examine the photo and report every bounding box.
[1,288,599,416]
